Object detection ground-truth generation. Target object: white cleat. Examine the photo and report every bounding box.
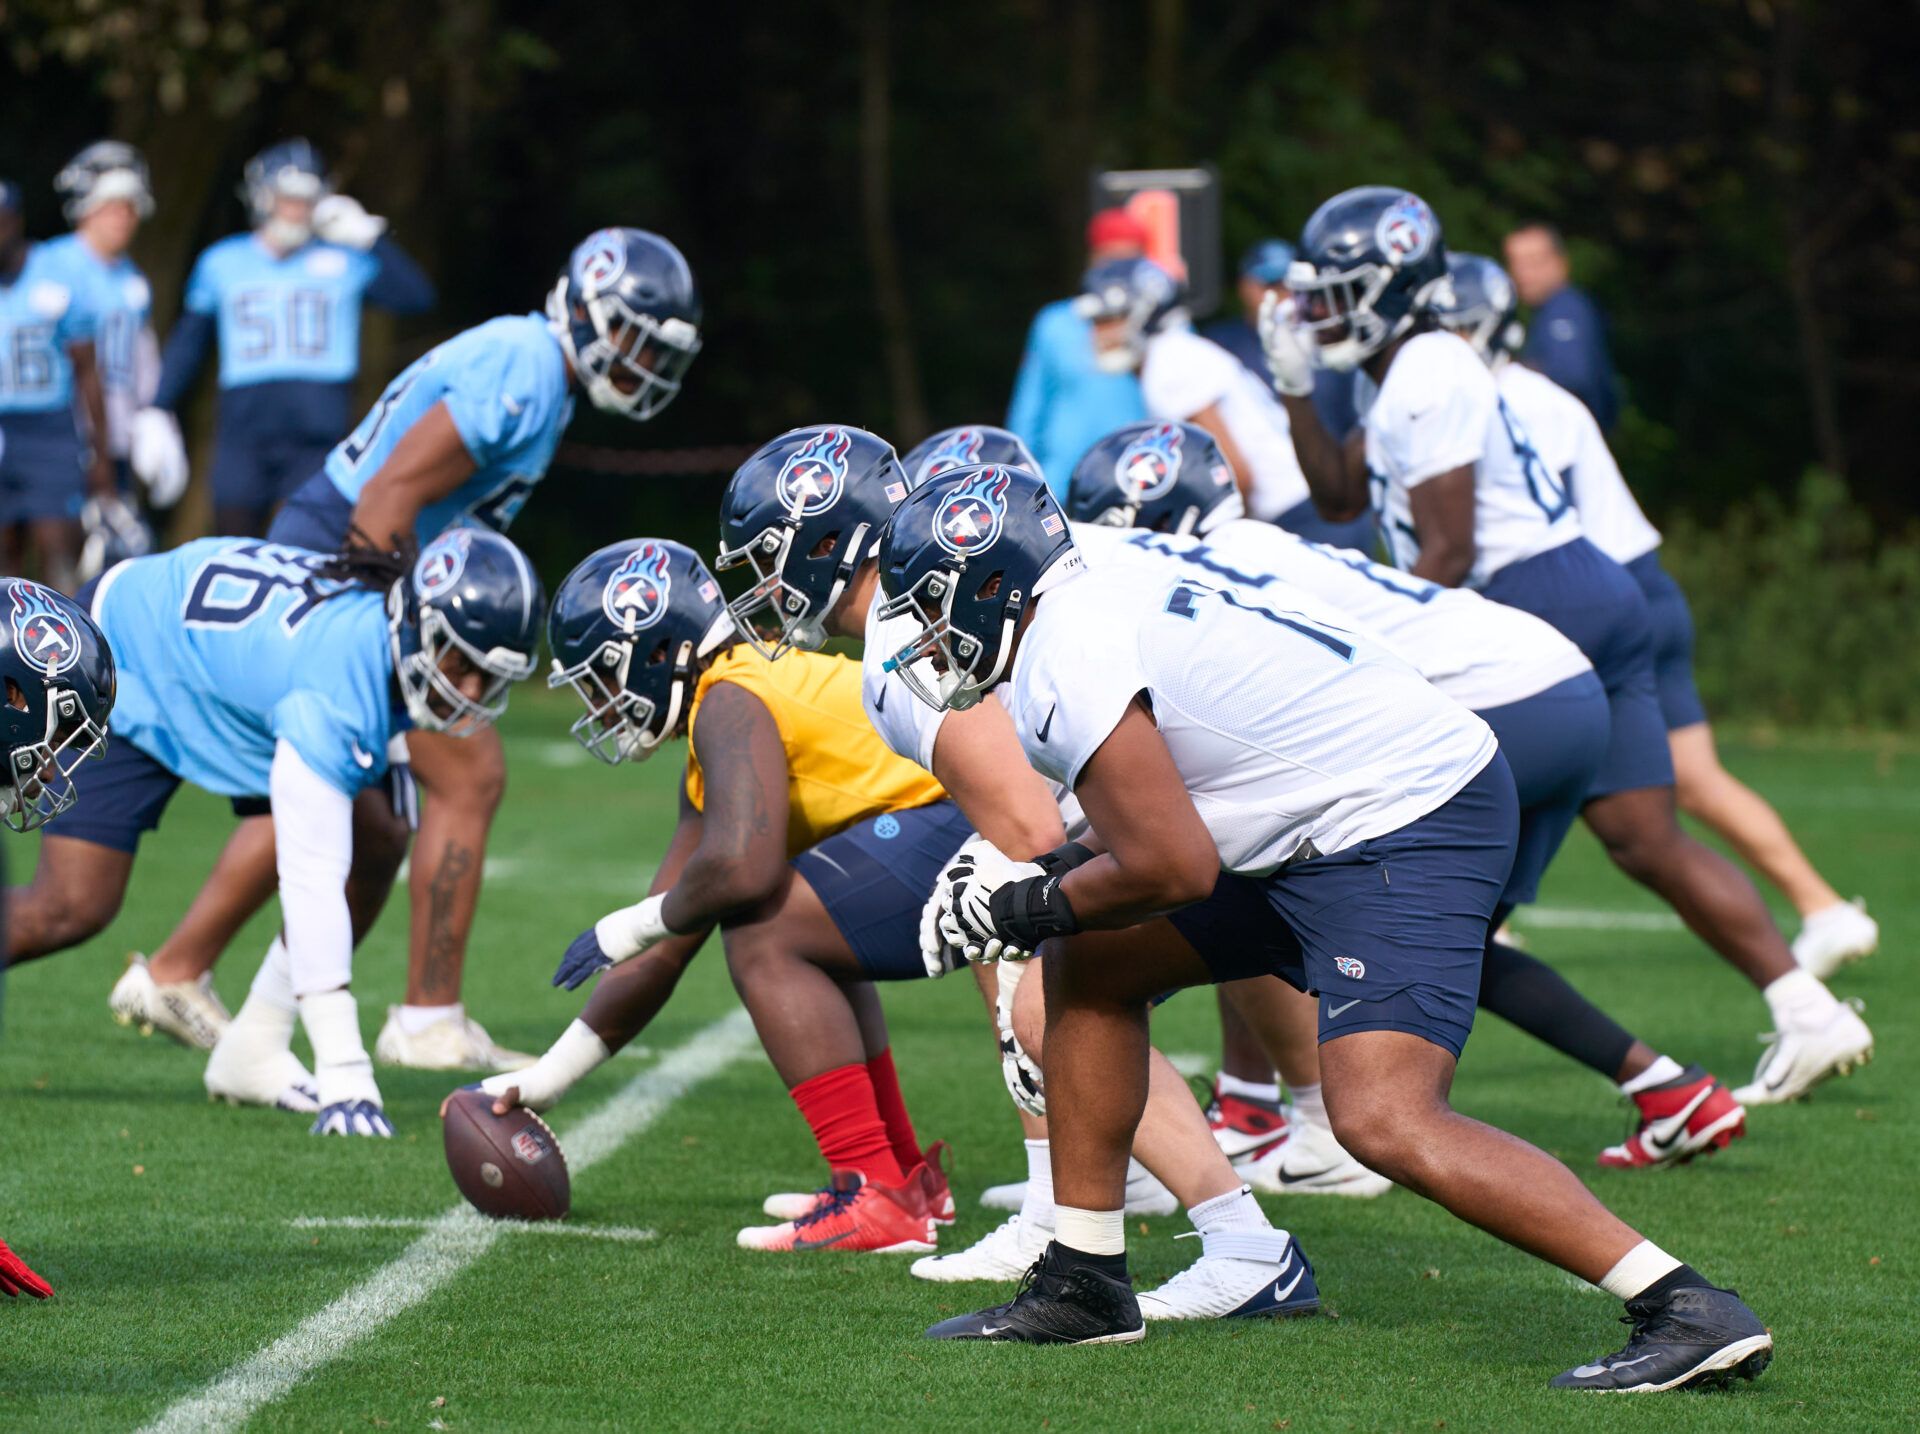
[1243,1119,1392,1197]
[109,953,231,1051]
[204,1039,320,1114]
[1137,1228,1320,1319]
[373,1007,535,1073]
[911,1212,1052,1282]
[1732,998,1873,1104]
[978,1158,1178,1217]
[1792,899,1879,981]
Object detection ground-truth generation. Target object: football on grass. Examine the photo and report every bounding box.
[442,1089,571,1221]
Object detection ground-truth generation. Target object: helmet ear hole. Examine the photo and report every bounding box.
[975,570,1005,602]
[4,677,25,714]
[645,639,670,666]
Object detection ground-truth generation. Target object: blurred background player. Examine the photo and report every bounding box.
[0,576,117,1299]
[0,179,115,591]
[1502,221,1618,432]
[8,529,543,1134]
[1005,209,1149,495]
[137,138,435,537]
[1435,253,1878,979]
[46,142,182,579]
[1079,255,1373,552]
[109,226,702,1071]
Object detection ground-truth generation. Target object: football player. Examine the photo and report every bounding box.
[5,528,543,1135]
[0,577,116,1299]
[0,178,115,590]
[881,466,1775,1390]
[714,423,1316,1311]
[1265,186,1870,1106]
[1068,420,1744,1170]
[137,139,435,537]
[110,226,701,1072]
[1435,252,1877,980]
[1077,256,1373,551]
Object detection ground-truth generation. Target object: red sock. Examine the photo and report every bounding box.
[865,1047,924,1173]
[790,1063,905,1188]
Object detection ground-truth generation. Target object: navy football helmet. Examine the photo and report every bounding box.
[1075,257,1186,372]
[0,579,114,832]
[1433,252,1523,364]
[548,539,735,763]
[900,425,1040,491]
[55,141,153,222]
[876,465,1082,712]
[1066,420,1243,536]
[546,227,702,423]
[240,139,328,245]
[390,529,544,737]
[715,424,906,659]
[1290,186,1449,371]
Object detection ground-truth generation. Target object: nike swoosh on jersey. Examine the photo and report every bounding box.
[875,685,887,713]
[1036,703,1056,742]
[351,742,375,769]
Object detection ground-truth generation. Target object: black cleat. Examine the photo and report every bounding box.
[925,1241,1146,1345]
[1552,1286,1773,1392]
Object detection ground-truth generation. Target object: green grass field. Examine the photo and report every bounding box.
[1,698,1913,1432]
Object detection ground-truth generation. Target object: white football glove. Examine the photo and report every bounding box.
[313,193,388,251]
[1258,290,1316,398]
[994,960,1045,1117]
[477,1020,610,1113]
[938,840,1045,964]
[129,407,188,508]
[918,839,978,978]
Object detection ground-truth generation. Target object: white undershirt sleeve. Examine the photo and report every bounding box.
[270,738,357,998]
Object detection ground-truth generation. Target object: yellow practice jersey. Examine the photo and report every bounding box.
[684,644,947,857]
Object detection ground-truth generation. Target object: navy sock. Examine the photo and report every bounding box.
[1478,940,1637,1078]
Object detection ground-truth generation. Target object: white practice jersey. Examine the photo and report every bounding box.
[1141,326,1311,522]
[1361,330,1582,586]
[1496,361,1660,566]
[1075,519,1592,712]
[1002,561,1497,874]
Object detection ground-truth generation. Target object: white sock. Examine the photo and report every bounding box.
[1620,1054,1685,1095]
[1055,1205,1125,1256]
[226,939,297,1044]
[1289,1081,1327,1128]
[299,988,380,1108]
[1019,1139,1056,1229]
[1763,968,1840,1029]
[1187,1183,1270,1236]
[1596,1239,1682,1300]
[1216,1072,1279,1103]
[396,1002,462,1035]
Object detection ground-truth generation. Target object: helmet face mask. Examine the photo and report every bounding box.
[548,634,681,764]
[3,680,108,833]
[390,531,543,738]
[241,140,329,249]
[547,228,703,425]
[0,581,116,832]
[1289,259,1399,371]
[1293,186,1450,372]
[876,564,1008,713]
[713,520,852,661]
[1433,253,1523,365]
[1076,259,1184,374]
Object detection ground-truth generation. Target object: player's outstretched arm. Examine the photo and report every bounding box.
[1406,464,1478,587]
[928,697,1067,861]
[348,402,477,551]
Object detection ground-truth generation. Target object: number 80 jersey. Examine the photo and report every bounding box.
[1002,559,1497,874]
[91,539,401,800]
[323,313,575,546]
[1360,331,1582,587]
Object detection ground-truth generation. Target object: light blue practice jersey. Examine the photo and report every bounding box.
[0,242,100,414]
[96,538,402,799]
[183,234,381,387]
[41,234,149,403]
[323,313,575,544]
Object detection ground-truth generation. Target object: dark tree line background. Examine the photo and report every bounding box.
[4,0,1918,574]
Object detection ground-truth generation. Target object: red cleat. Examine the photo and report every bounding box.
[738,1170,937,1253]
[910,1140,956,1226]
[1599,1066,1746,1169]
[0,1237,52,1299]
[1200,1080,1290,1168]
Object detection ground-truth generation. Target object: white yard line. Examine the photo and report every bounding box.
[1518,907,1685,933]
[139,1008,758,1434]
[288,1216,658,1244]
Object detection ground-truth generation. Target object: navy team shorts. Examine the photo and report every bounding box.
[0,410,86,524]
[1625,551,1708,731]
[212,435,338,517]
[1168,752,1518,1059]
[792,799,975,980]
[266,470,356,550]
[1481,536,1673,800]
[1476,670,1609,909]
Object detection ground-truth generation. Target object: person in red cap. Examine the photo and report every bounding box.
[1005,209,1149,494]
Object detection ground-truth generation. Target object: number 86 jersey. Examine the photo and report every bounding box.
[1360,330,1582,587]
[90,539,400,800]
[1001,559,1497,874]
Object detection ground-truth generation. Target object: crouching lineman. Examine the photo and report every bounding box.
[1066,420,1745,1169]
[0,579,116,1297]
[880,465,1774,1389]
[5,529,542,1133]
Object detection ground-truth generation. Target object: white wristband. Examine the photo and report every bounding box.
[299,988,382,1108]
[483,1019,612,1112]
[594,893,673,963]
